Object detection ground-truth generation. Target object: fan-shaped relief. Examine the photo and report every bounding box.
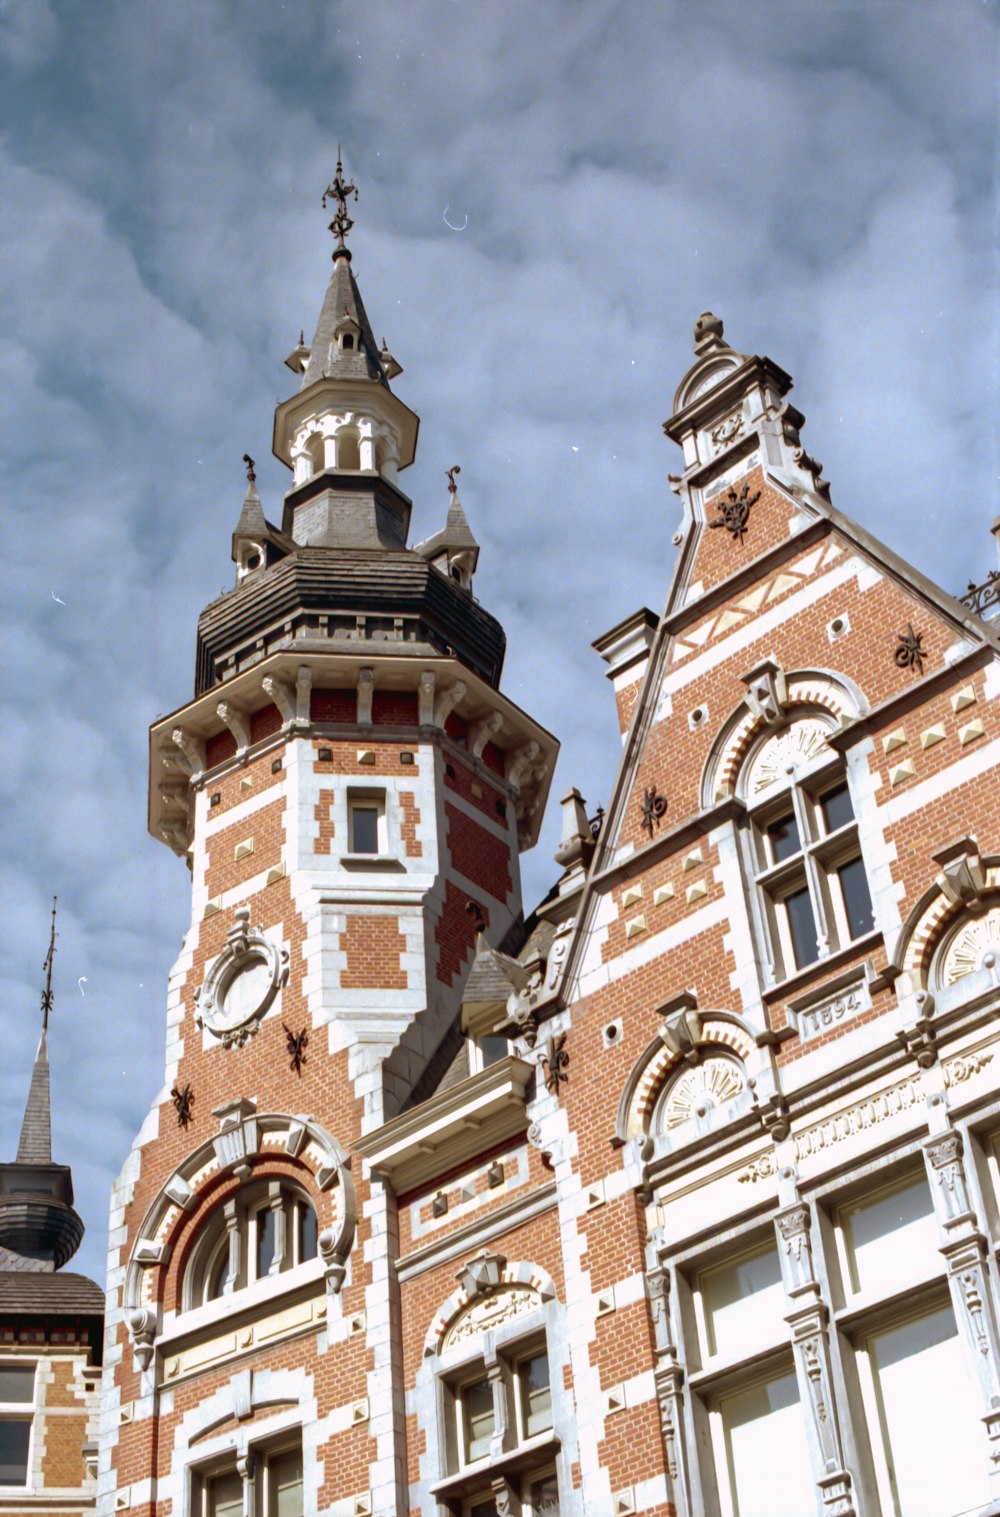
[423,1255,557,1361]
[615,1013,756,1145]
[893,849,1000,991]
[123,1108,356,1371]
[938,907,1000,987]
[701,669,866,809]
[195,907,289,1048]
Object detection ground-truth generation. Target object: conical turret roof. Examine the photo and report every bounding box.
[15,1031,51,1164]
[299,253,389,391]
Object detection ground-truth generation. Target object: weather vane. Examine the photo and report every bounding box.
[40,897,57,1031]
[322,147,358,253]
[446,465,461,495]
[242,453,256,484]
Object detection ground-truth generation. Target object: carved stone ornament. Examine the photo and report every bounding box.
[940,907,1000,986]
[195,907,289,1047]
[442,1283,539,1351]
[658,1058,745,1130]
[709,410,744,452]
[933,837,987,913]
[744,718,830,798]
[740,657,788,727]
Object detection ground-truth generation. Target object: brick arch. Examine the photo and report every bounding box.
[423,1258,558,1361]
[700,669,866,808]
[122,1110,356,1372]
[894,862,1000,987]
[615,1015,755,1143]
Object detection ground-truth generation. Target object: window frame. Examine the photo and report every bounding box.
[185,1179,320,1313]
[744,743,874,983]
[0,1359,36,1492]
[193,1436,303,1517]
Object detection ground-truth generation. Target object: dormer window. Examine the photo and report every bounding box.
[341,333,354,350]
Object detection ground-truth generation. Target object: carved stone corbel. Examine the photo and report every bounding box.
[262,673,297,728]
[127,1306,158,1373]
[318,1225,348,1294]
[740,657,788,727]
[434,680,466,729]
[217,700,251,753]
[469,710,503,758]
[356,668,374,725]
[505,740,540,792]
[896,989,937,1068]
[418,670,436,726]
[172,727,205,776]
[932,837,987,913]
[457,1250,506,1299]
[657,991,701,1064]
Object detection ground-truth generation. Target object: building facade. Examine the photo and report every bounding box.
[1,913,104,1514]
[96,171,1000,1517]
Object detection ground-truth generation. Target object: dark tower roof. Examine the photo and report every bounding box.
[15,1029,51,1164]
[299,252,389,391]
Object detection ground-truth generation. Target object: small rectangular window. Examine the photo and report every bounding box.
[348,795,386,855]
[766,812,801,863]
[712,1371,816,1517]
[255,1206,276,1279]
[517,1350,552,1437]
[0,1419,31,1486]
[835,855,874,939]
[266,1447,303,1517]
[819,782,853,834]
[470,1032,509,1072]
[839,1174,939,1297]
[460,1376,495,1463]
[0,1365,35,1404]
[782,884,819,968]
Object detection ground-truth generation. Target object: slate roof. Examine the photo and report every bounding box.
[300,255,388,391]
[16,1032,51,1165]
[0,1271,104,1315]
[415,495,481,562]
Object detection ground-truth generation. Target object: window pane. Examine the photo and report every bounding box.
[267,1447,304,1517]
[527,1474,560,1514]
[842,1176,939,1296]
[836,856,873,939]
[206,1242,231,1301]
[351,806,380,854]
[718,1372,815,1517]
[461,1378,494,1462]
[476,1033,509,1069]
[256,1207,276,1279]
[0,1420,31,1485]
[297,1204,317,1264]
[519,1351,552,1436]
[700,1244,785,1360]
[819,783,853,834]
[0,1366,34,1403]
[870,1306,988,1517]
[467,1502,498,1517]
[207,1470,244,1517]
[784,885,819,968]
[766,812,801,863]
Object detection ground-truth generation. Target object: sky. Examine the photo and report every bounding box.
[0,0,997,1285]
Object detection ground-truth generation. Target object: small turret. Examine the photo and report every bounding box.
[231,454,289,584]
[414,466,481,591]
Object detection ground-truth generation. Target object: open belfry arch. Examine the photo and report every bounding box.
[96,163,1000,1517]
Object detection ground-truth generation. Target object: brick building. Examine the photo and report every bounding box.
[95,168,1000,1517]
[1,911,103,1512]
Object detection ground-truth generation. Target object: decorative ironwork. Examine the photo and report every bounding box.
[589,805,605,840]
[708,482,760,544]
[894,623,925,676]
[465,899,487,932]
[640,787,668,837]
[542,1033,569,1093]
[446,464,461,495]
[322,148,358,251]
[171,1083,194,1129]
[284,1024,309,1076]
[40,897,57,1029]
[960,568,1000,618]
[242,453,256,483]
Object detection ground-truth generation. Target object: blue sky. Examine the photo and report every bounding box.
[0,0,997,1284]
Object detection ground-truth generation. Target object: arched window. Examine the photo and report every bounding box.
[305,433,325,478]
[336,427,361,470]
[185,1179,318,1310]
[741,716,874,981]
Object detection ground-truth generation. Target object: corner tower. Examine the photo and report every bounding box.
[100,164,557,1517]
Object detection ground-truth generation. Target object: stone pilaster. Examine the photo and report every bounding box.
[774,1203,856,1517]
[645,1247,689,1517]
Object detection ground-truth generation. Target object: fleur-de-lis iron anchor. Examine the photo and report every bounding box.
[641,786,668,837]
[465,899,487,933]
[284,1024,309,1076]
[541,1032,569,1094]
[708,482,760,544]
[322,148,359,251]
[171,1083,195,1129]
[894,624,924,676]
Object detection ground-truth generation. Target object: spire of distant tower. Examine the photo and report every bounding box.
[16,899,57,1165]
[322,147,359,262]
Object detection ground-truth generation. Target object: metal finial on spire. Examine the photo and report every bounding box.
[322,149,359,255]
[40,897,57,1032]
[243,453,256,484]
[446,465,461,495]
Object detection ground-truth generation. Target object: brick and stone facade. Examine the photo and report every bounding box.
[95,200,1000,1517]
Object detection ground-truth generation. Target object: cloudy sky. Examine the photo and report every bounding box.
[0,0,997,1284]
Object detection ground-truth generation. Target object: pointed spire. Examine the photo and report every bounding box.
[413,467,480,586]
[16,901,56,1165]
[322,148,358,260]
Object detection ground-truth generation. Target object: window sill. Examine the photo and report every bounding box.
[430,1429,560,1498]
[762,930,884,1004]
[161,1256,325,1344]
[339,852,406,871]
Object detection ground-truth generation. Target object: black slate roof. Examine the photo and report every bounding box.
[0,1271,104,1315]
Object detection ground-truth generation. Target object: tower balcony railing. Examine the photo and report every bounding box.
[958,569,1000,619]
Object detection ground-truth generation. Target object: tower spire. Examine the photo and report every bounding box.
[322,147,359,262]
[16,899,56,1165]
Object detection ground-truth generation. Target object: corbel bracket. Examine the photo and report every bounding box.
[740,657,788,727]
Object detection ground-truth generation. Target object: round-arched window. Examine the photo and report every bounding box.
[185,1179,318,1310]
